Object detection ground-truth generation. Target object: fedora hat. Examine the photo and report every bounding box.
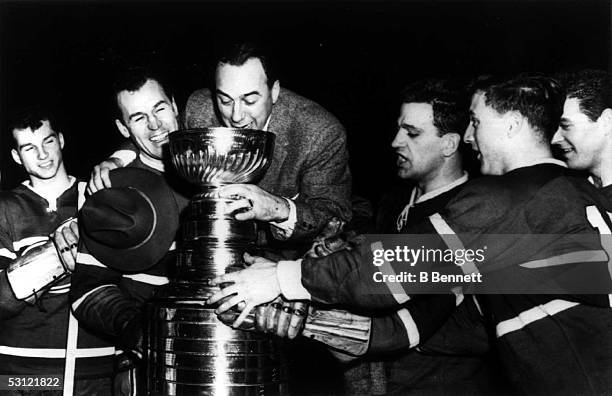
[79,168,180,273]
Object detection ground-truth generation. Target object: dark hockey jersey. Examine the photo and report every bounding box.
[297,161,612,394]
[0,179,116,379]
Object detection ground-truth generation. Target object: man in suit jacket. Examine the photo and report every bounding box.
[189,42,352,251]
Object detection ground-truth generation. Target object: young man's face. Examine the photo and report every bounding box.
[465,92,510,175]
[215,57,280,130]
[392,102,450,182]
[552,97,605,173]
[115,79,179,161]
[11,120,65,182]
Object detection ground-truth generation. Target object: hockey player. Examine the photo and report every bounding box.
[0,107,116,395]
[69,67,189,367]
[553,69,612,191]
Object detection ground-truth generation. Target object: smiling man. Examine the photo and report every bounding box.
[113,70,179,171]
[0,107,116,395]
[552,69,612,188]
[69,68,192,395]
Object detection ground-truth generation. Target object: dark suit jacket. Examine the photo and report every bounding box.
[184,87,352,244]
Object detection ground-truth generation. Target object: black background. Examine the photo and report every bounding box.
[1,0,610,204]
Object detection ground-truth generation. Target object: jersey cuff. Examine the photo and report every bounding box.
[110,150,137,167]
[277,259,311,300]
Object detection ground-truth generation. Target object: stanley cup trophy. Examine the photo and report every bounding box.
[145,127,287,395]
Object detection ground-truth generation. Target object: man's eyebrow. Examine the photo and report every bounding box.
[400,123,422,133]
[152,100,169,109]
[18,143,33,150]
[559,117,572,126]
[128,111,146,121]
[216,89,261,99]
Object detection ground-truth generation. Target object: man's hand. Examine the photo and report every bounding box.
[87,158,123,194]
[51,218,79,271]
[255,297,307,339]
[218,184,290,222]
[216,297,307,339]
[208,253,282,328]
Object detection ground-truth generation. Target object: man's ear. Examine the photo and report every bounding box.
[171,97,179,115]
[442,133,461,157]
[271,80,280,104]
[58,132,65,149]
[115,119,130,139]
[11,149,22,166]
[598,108,612,132]
[507,111,524,138]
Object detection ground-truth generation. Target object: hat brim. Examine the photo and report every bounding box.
[81,168,180,273]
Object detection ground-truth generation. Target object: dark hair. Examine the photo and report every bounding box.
[8,106,58,148]
[112,65,173,123]
[215,41,278,88]
[476,73,565,141]
[401,79,469,138]
[559,69,612,122]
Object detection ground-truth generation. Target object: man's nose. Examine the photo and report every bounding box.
[148,114,161,130]
[231,102,244,123]
[551,128,564,145]
[391,130,407,148]
[38,147,49,160]
[464,125,474,144]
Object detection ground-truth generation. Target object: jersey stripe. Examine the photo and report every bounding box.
[396,308,420,347]
[63,311,79,396]
[370,241,410,304]
[13,236,48,251]
[0,248,17,260]
[495,299,579,337]
[0,345,115,358]
[76,252,107,268]
[519,250,608,268]
[123,273,169,286]
[428,213,481,277]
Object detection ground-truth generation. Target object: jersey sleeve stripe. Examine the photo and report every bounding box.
[370,241,410,304]
[495,299,579,338]
[428,213,481,276]
[77,182,87,210]
[519,250,608,268]
[122,273,170,286]
[0,248,17,259]
[13,236,48,251]
[76,252,107,268]
[396,308,420,347]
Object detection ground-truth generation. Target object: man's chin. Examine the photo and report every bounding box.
[397,169,414,180]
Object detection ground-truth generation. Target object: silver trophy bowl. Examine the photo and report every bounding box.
[146,127,287,395]
[169,127,276,188]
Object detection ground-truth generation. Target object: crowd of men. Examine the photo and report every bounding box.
[1,40,612,395]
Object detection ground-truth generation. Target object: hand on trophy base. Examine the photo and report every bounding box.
[214,296,308,339]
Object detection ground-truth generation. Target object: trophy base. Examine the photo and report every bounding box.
[146,288,288,396]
